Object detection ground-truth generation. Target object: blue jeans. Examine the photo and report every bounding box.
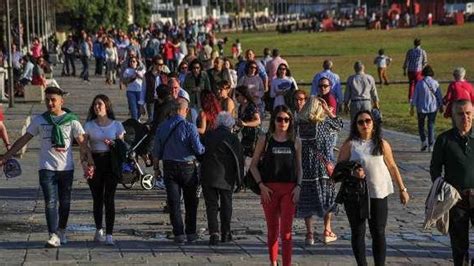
[417,112,437,146]
[80,56,89,81]
[39,170,74,234]
[126,91,141,121]
[163,161,199,237]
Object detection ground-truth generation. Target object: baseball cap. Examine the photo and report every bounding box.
[178,89,190,102]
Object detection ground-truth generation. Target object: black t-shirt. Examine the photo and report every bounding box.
[261,136,297,183]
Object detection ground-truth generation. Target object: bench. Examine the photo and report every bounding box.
[24,85,45,102]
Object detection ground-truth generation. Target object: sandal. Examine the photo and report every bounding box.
[323,229,337,244]
[305,232,314,246]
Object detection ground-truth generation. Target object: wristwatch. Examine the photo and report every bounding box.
[400,187,408,193]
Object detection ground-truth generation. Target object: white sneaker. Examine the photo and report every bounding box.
[45,233,61,248]
[427,146,432,152]
[94,229,105,242]
[105,234,115,246]
[57,229,67,244]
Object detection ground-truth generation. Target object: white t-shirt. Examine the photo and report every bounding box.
[26,112,85,171]
[84,120,126,152]
[270,76,298,109]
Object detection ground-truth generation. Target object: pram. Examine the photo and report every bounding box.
[120,119,156,190]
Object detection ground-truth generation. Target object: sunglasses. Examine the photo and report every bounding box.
[278,68,287,71]
[295,97,306,101]
[319,84,330,88]
[276,116,291,123]
[357,118,373,126]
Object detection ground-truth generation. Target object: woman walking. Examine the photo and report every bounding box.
[270,63,298,110]
[250,105,303,266]
[410,65,443,152]
[105,40,118,85]
[237,60,265,119]
[217,80,236,117]
[295,96,343,245]
[201,112,244,245]
[235,85,261,158]
[337,110,410,266]
[122,56,146,121]
[84,94,126,245]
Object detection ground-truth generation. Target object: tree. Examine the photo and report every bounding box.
[134,0,152,28]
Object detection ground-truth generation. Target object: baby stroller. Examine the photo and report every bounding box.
[120,119,156,190]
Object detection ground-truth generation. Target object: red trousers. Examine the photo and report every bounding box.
[408,71,423,101]
[261,183,296,266]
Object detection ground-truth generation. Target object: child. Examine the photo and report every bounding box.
[374,49,392,86]
[231,43,238,59]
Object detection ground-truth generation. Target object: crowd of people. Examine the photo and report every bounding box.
[1,21,474,266]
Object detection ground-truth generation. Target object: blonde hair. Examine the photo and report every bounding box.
[299,96,326,123]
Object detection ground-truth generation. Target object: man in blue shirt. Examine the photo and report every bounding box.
[153,98,205,244]
[310,60,343,113]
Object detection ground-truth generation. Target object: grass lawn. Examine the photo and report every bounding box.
[218,24,474,135]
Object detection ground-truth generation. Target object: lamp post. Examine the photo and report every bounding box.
[25,0,30,50]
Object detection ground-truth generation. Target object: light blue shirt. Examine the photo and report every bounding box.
[310,69,343,103]
[411,76,442,114]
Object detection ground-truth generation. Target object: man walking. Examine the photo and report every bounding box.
[311,60,343,113]
[344,61,380,121]
[403,38,428,101]
[140,55,169,123]
[0,87,94,248]
[79,33,91,82]
[430,100,474,266]
[153,98,205,244]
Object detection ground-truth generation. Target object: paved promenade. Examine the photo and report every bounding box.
[0,66,461,265]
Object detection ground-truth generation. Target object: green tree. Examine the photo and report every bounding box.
[134,0,152,28]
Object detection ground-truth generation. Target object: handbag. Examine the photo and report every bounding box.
[240,126,259,157]
[316,152,334,177]
[243,133,269,195]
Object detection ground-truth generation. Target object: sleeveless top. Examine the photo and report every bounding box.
[349,139,394,199]
[261,137,297,183]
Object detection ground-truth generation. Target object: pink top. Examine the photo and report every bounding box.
[31,43,42,59]
[266,56,288,81]
[443,80,474,118]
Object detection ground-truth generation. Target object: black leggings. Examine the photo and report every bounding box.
[88,152,117,235]
[345,197,388,266]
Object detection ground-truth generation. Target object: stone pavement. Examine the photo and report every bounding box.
[0,65,463,265]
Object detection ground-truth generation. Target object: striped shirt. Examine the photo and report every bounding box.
[403,46,427,72]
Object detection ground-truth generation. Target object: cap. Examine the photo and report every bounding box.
[44,86,69,96]
[178,89,190,102]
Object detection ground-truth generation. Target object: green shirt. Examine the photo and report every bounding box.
[430,128,474,190]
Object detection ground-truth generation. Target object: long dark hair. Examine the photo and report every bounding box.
[277,63,292,77]
[348,110,383,155]
[235,85,254,103]
[268,105,295,142]
[87,94,116,121]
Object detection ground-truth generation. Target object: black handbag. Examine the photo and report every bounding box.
[241,127,259,157]
[243,133,269,195]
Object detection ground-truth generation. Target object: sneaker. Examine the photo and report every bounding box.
[155,178,166,190]
[420,142,428,152]
[105,234,115,246]
[174,235,185,245]
[305,232,315,246]
[323,230,337,244]
[209,234,219,246]
[427,145,432,153]
[94,229,106,242]
[45,233,61,248]
[187,233,198,243]
[57,229,67,244]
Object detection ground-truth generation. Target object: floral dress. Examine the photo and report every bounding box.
[296,117,343,218]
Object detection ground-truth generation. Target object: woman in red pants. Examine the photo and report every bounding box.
[250,105,303,266]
